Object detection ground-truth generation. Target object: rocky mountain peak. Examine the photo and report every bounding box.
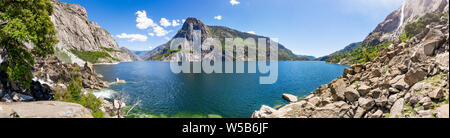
[50,0,132,64]
[173,17,210,42]
[364,0,448,46]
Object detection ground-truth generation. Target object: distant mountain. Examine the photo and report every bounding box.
[316,42,362,61]
[144,17,304,61]
[133,51,150,59]
[120,47,142,61]
[296,55,315,61]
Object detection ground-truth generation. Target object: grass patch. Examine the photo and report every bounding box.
[70,49,119,63]
[101,47,123,53]
[54,50,72,63]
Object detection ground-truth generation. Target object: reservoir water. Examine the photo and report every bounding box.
[94,61,348,118]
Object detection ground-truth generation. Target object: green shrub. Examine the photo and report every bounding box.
[326,41,392,64]
[101,47,123,53]
[402,12,448,42]
[55,67,104,118]
[70,49,119,63]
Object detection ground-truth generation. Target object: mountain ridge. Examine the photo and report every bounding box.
[143,17,304,61]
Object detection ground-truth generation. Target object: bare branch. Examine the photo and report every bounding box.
[126,99,142,117]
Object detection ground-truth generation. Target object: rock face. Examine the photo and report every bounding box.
[363,0,448,46]
[282,94,298,103]
[252,1,449,118]
[144,17,302,61]
[33,57,109,90]
[0,101,93,118]
[50,0,132,64]
[120,47,142,61]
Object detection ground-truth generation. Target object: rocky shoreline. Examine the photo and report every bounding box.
[252,20,449,118]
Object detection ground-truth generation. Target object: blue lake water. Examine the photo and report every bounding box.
[94,61,348,118]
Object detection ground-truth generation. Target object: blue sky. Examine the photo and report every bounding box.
[60,0,404,57]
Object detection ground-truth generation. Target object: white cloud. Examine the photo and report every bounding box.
[153,26,169,37]
[116,33,148,42]
[160,18,172,28]
[172,20,181,27]
[135,10,172,37]
[148,33,155,37]
[230,0,240,5]
[164,37,171,40]
[247,31,255,34]
[136,11,156,30]
[214,15,222,20]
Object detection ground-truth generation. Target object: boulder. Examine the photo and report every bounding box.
[370,110,384,118]
[330,78,347,100]
[404,69,426,86]
[251,105,277,118]
[419,97,433,109]
[115,78,126,84]
[0,101,93,118]
[358,97,375,110]
[357,84,371,96]
[389,98,404,118]
[422,29,444,56]
[375,95,388,107]
[388,94,398,105]
[354,107,366,118]
[435,53,449,67]
[427,88,443,100]
[1,93,12,103]
[282,94,298,103]
[84,62,95,73]
[351,64,365,73]
[344,87,360,102]
[390,75,409,90]
[436,104,449,118]
[11,92,35,102]
[30,81,54,101]
[308,97,322,106]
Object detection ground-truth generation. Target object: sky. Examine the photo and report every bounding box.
[60,0,404,57]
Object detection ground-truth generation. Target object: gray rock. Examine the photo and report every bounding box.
[251,105,277,118]
[1,93,12,103]
[404,69,426,86]
[344,87,360,102]
[0,101,93,118]
[422,29,444,56]
[358,97,375,110]
[330,78,347,100]
[282,94,298,103]
[428,88,443,100]
[375,95,388,107]
[370,110,384,118]
[390,98,404,118]
[308,97,322,107]
[436,104,449,118]
[354,107,366,118]
[357,84,371,96]
[11,93,35,102]
[388,94,399,105]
